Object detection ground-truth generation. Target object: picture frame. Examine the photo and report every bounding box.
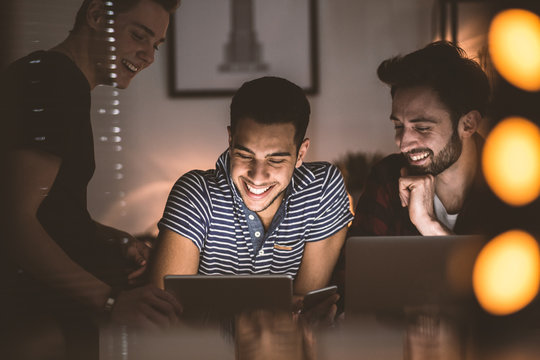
[167,0,318,97]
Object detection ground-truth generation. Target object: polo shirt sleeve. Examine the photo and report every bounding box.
[307,165,354,242]
[158,171,211,251]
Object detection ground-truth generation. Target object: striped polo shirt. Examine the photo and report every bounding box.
[158,150,353,278]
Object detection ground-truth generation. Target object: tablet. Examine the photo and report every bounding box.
[164,275,293,320]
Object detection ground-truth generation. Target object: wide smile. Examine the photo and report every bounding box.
[243,179,275,199]
[406,150,431,164]
[122,59,141,73]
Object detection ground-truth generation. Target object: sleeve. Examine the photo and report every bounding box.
[306,165,354,242]
[158,171,212,251]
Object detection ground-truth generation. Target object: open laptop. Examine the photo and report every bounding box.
[164,274,293,321]
[345,235,485,319]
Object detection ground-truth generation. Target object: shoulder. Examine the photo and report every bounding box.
[296,161,343,185]
[2,51,89,97]
[171,166,230,198]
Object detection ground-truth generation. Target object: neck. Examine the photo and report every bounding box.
[434,134,480,213]
[50,31,99,90]
[256,192,285,230]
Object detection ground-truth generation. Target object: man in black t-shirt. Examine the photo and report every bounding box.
[1,1,182,358]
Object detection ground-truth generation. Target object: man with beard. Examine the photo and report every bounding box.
[349,41,492,236]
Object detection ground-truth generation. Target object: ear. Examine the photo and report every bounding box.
[458,110,481,139]
[86,0,106,31]
[227,126,232,147]
[295,138,310,168]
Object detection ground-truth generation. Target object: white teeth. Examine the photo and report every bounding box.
[122,59,139,72]
[410,152,429,161]
[246,184,270,195]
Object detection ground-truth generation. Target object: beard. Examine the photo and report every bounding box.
[407,129,463,176]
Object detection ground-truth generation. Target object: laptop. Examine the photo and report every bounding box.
[164,274,293,321]
[345,235,485,319]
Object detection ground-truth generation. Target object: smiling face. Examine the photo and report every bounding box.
[391,86,463,175]
[94,0,169,88]
[228,117,309,220]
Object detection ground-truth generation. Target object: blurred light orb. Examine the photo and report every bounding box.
[482,117,540,206]
[489,9,540,91]
[473,230,540,316]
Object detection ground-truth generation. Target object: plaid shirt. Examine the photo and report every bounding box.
[348,152,540,237]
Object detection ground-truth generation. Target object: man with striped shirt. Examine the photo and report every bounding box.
[152,76,353,299]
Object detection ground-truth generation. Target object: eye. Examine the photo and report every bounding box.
[236,153,252,160]
[131,31,144,41]
[268,158,285,164]
[415,126,430,132]
[393,124,403,131]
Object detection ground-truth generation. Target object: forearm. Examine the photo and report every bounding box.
[6,212,111,312]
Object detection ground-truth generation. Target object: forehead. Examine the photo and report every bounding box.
[391,86,452,123]
[116,0,170,38]
[232,118,296,153]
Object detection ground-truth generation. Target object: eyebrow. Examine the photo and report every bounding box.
[233,144,292,157]
[133,22,166,43]
[389,115,438,124]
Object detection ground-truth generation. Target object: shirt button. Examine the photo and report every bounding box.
[258,250,264,255]
[254,231,261,237]
[248,214,255,220]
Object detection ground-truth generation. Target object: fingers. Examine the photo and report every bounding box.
[127,265,147,282]
[399,177,411,207]
[112,285,183,330]
[148,286,184,319]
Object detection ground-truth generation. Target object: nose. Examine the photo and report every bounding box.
[397,127,418,153]
[247,160,269,182]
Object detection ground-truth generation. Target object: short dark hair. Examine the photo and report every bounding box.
[230,76,310,149]
[72,0,180,33]
[377,41,490,125]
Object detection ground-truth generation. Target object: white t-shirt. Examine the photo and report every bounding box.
[434,194,458,231]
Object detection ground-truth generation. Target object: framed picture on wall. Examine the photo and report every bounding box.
[167,0,318,97]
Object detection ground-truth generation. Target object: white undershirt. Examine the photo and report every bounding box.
[433,194,458,231]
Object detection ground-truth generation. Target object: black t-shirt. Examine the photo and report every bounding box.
[1,50,99,271]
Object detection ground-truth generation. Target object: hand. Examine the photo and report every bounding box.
[398,168,449,235]
[299,293,340,329]
[110,284,183,331]
[122,237,152,285]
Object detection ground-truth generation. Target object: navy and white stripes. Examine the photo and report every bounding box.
[158,151,353,278]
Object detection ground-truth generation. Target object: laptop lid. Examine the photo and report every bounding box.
[345,235,485,318]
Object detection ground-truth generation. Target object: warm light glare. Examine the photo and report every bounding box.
[482,117,540,206]
[489,9,540,91]
[473,230,540,315]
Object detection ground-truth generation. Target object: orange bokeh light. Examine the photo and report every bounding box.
[489,9,540,92]
[482,117,540,206]
[473,230,540,316]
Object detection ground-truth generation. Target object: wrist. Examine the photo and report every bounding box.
[97,288,121,324]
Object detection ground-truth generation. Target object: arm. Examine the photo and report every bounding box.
[150,228,200,289]
[1,149,182,328]
[293,226,348,296]
[1,149,111,310]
